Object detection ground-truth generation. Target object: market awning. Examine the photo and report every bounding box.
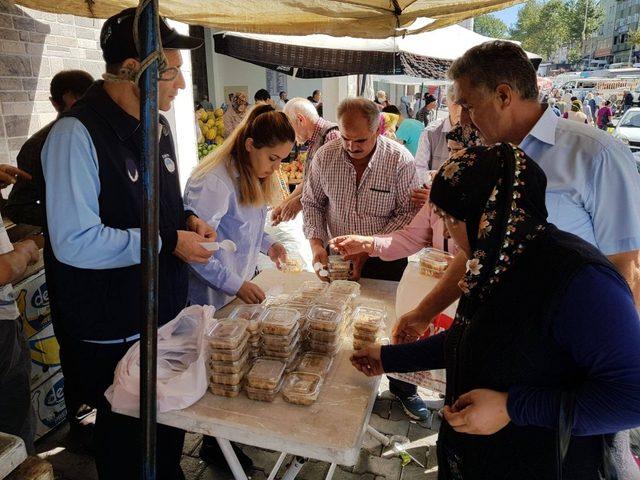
[213,23,543,79]
[12,0,524,39]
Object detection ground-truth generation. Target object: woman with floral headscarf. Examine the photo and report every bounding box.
[222,91,249,135]
[351,143,640,479]
[330,123,481,259]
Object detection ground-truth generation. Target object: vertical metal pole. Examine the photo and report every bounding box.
[138,3,159,480]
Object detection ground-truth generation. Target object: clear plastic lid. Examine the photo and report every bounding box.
[282,372,323,405]
[314,293,351,311]
[262,333,300,357]
[352,306,386,333]
[288,292,315,306]
[327,280,361,297]
[229,305,267,333]
[419,248,455,277]
[307,325,343,344]
[296,352,333,377]
[261,307,300,335]
[206,318,249,350]
[246,358,286,390]
[263,293,290,307]
[301,281,327,295]
[307,305,342,332]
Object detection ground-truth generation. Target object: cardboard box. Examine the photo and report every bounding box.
[28,322,60,388]
[13,269,50,339]
[31,370,66,440]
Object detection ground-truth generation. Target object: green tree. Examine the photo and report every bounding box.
[564,0,604,46]
[474,14,509,38]
[510,0,569,60]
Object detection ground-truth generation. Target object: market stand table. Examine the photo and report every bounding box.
[114,270,398,480]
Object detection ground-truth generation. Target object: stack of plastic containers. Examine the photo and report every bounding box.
[295,352,333,377]
[245,358,286,402]
[261,307,301,372]
[326,280,361,298]
[419,248,455,278]
[206,319,250,397]
[306,305,344,355]
[351,306,386,350]
[229,304,266,359]
[327,255,352,281]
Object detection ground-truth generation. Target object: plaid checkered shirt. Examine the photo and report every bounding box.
[302,135,419,243]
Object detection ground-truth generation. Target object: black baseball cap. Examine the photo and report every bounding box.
[100,8,202,64]
[424,94,437,104]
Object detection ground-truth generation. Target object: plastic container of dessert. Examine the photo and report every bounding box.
[296,352,333,377]
[245,377,284,402]
[288,292,315,306]
[327,280,361,297]
[307,325,343,344]
[263,337,300,358]
[206,318,249,350]
[307,306,342,332]
[263,293,290,307]
[229,304,267,334]
[209,382,243,398]
[280,254,304,273]
[419,248,455,278]
[210,338,249,362]
[246,358,286,390]
[282,372,323,405]
[262,324,299,349]
[308,337,342,355]
[209,365,248,386]
[353,330,379,343]
[352,306,386,333]
[208,348,249,374]
[301,281,327,295]
[261,307,300,335]
[352,338,375,350]
[313,293,352,312]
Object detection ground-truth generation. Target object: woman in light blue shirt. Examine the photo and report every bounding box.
[184,104,295,309]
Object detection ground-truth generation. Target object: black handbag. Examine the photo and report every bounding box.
[557,391,619,480]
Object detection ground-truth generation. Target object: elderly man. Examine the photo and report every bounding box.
[302,97,429,420]
[40,8,215,479]
[395,41,640,368]
[271,97,340,224]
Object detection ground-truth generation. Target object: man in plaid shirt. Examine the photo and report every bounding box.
[302,97,428,420]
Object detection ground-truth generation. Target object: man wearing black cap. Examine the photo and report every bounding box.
[40,8,214,479]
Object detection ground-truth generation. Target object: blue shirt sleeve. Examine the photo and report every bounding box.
[183,174,244,296]
[380,331,447,373]
[41,117,162,269]
[587,143,640,255]
[507,264,640,435]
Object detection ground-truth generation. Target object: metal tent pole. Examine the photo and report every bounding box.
[138,2,160,479]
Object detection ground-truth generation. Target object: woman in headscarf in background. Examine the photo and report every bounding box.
[223,91,249,135]
[350,143,640,479]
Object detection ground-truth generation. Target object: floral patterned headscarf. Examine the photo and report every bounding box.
[429,143,548,303]
[445,122,482,153]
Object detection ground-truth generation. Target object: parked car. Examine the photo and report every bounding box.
[612,107,640,173]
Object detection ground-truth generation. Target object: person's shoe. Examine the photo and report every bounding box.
[199,437,254,472]
[393,393,430,421]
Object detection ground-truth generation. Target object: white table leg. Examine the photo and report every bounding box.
[325,463,337,480]
[215,438,248,480]
[267,452,288,480]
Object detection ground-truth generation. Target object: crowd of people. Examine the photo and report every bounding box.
[1,6,640,480]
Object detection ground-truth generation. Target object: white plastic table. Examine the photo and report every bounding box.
[117,270,398,480]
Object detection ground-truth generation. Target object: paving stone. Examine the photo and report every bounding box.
[181,455,207,480]
[240,445,282,472]
[352,452,403,480]
[406,421,438,448]
[362,429,384,457]
[198,464,234,480]
[183,432,203,456]
[368,412,410,438]
[332,468,376,480]
[372,397,391,419]
[296,459,330,479]
[401,464,438,480]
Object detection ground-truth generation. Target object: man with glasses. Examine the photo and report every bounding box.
[40,8,215,479]
[302,98,429,421]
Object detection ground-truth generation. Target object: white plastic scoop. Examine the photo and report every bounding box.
[201,239,237,253]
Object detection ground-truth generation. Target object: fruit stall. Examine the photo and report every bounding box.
[196,107,226,160]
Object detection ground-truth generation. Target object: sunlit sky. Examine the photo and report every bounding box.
[491,4,524,28]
